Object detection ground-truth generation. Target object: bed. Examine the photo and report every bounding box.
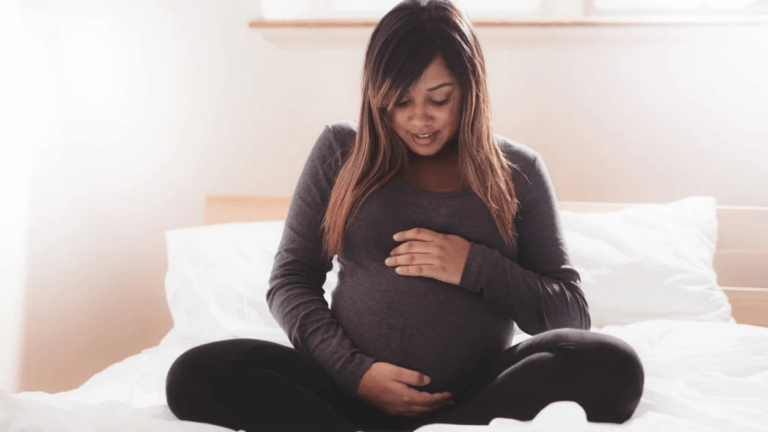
[4,194,768,432]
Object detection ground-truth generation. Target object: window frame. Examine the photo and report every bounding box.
[584,0,768,16]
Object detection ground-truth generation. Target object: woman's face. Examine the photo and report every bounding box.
[391,55,462,161]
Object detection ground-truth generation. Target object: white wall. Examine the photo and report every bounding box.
[6,0,768,393]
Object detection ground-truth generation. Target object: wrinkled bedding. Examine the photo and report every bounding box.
[4,319,768,432]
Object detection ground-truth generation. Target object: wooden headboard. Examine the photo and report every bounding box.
[203,194,768,328]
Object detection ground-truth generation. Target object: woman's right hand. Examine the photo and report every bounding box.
[356,362,455,417]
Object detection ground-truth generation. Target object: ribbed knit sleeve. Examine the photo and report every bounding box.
[457,154,591,334]
[266,123,377,399]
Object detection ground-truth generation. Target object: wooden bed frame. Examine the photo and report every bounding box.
[203,194,768,328]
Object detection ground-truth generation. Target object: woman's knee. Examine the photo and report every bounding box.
[587,333,644,395]
[564,331,645,422]
[165,339,276,416]
[165,338,334,418]
[543,330,643,381]
[536,329,643,421]
[166,340,227,417]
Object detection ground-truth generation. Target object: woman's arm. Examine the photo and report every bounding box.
[457,153,591,334]
[267,123,376,399]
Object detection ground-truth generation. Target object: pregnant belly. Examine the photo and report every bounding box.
[331,271,514,394]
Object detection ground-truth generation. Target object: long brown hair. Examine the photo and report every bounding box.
[320,0,520,262]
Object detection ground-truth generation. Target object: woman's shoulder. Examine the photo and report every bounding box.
[327,120,358,141]
[316,120,356,156]
[493,132,539,165]
[307,121,357,163]
[493,133,544,190]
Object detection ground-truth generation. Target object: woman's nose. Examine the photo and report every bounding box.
[410,103,433,123]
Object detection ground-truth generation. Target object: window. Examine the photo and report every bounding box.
[256,0,768,20]
[587,0,768,15]
[258,0,548,20]
[330,0,539,16]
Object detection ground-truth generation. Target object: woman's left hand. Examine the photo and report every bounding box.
[385,227,471,286]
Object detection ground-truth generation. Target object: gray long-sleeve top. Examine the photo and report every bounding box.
[266,120,591,400]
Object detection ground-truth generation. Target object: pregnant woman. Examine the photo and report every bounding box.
[165,1,644,431]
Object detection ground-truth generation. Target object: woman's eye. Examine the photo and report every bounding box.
[396,99,449,107]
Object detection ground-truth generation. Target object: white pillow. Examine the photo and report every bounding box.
[164,220,338,340]
[560,195,734,327]
[163,195,734,341]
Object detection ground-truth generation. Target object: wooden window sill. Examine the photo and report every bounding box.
[249,16,768,28]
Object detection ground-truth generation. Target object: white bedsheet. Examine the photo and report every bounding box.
[4,319,767,432]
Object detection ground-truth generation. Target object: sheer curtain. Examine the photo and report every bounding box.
[0,0,54,394]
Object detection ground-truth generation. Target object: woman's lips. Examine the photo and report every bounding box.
[412,131,438,145]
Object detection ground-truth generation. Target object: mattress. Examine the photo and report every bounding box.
[5,319,768,432]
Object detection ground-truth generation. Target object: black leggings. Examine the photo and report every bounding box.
[166,328,644,432]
